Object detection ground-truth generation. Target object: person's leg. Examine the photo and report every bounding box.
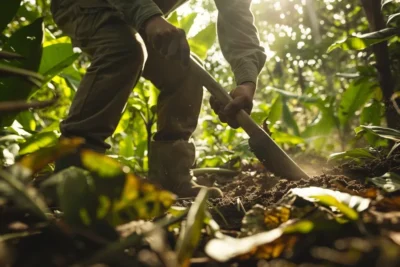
[50,0,144,170]
[141,0,222,198]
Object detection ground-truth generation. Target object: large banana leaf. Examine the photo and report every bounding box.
[0,17,44,127]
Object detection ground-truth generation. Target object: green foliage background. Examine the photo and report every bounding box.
[1,0,399,174]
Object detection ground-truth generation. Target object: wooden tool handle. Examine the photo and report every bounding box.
[189,58,267,138]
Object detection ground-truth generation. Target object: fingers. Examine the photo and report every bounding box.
[210,93,253,129]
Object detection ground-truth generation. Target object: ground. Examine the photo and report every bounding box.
[1,149,399,267]
[177,149,400,266]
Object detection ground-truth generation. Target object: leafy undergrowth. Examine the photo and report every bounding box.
[1,144,400,267]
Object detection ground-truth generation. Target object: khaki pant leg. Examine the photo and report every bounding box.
[51,1,145,152]
[141,43,204,141]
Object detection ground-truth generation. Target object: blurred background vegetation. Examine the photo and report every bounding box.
[1,0,400,175]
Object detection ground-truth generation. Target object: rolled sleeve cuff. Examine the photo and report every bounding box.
[134,3,163,30]
[233,61,260,86]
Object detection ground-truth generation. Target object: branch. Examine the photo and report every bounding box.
[0,92,59,112]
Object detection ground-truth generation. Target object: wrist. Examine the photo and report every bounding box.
[240,81,256,93]
[240,81,256,87]
[142,15,163,32]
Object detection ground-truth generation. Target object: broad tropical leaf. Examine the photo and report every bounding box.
[13,137,84,176]
[18,131,59,155]
[0,17,44,127]
[338,78,378,127]
[188,23,216,60]
[268,95,283,125]
[282,101,300,135]
[180,13,197,34]
[39,42,80,82]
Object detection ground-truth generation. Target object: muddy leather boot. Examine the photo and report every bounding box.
[148,140,223,198]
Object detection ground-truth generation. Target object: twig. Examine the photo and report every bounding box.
[0,92,59,112]
[0,50,24,60]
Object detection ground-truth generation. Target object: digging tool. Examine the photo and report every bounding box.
[189,58,310,181]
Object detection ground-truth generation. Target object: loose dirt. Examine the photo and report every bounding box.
[189,150,400,230]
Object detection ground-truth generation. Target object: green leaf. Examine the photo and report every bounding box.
[176,188,209,266]
[282,101,300,135]
[0,0,22,32]
[110,172,176,225]
[188,23,216,60]
[355,125,400,142]
[0,17,44,127]
[328,148,377,163]
[167,11,179,27]
[81,150,125,178]
[17,2,40,22]
[368,172,400,192]
[290,187,371,220]
[301,101,337,150]
[387,12,400,26]
[283,220,314,234]
[327,28,399,52]
[361,100,382,126]
[268,95,283,125]
[360,100,382,145]
[148,82,159,111]
[272,131,305,145]
[56,165,176,230]
[39,42,80,82]
[57,167,96,227]
[119,135,135,158]
[16,111,36,131]
[180,13,197,34]
[14,137,85,175]
[382,0,394,9]
[338,78,377,127]
[18,131,59,155]
[267,87,320,103]
[313,195,358,220]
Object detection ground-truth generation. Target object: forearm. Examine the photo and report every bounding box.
[215,0,266,86]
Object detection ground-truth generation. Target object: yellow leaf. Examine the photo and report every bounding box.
[81,150,124,177]
[18,137,84,174]
[264,206,291,230]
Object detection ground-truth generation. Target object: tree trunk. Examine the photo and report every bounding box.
[360,0,400,130]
